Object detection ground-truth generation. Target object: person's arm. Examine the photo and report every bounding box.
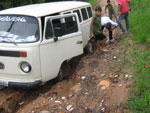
[128,1,132,11]
[118,4,122,15]
[89,18,96,38]
[105,6,107,13]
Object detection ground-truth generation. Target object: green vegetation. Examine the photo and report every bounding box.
[126,0,150,112]
[88,0,97,7]
[129,0,150,44]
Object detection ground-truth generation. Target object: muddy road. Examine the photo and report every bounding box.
[0,36,132,113]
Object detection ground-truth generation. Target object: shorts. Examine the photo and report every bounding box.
[94,33,106,41]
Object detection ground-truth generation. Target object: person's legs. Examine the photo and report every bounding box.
[96,40,101,51]
[106,22,112,41]
[117,14,126,33]
[109,13,113,20]
[95,34,107,52]
[101,39,107,50]
[109,29,113,40]
[124,12,130,31]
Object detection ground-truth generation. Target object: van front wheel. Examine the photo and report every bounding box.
[56,61,71,82]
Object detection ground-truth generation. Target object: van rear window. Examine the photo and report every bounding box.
[73,10,82,23]
[87,7,93,18]
[81,8,88,21]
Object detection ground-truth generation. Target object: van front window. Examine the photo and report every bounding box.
[0,15,39,43]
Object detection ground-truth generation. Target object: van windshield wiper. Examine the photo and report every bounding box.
[7,21,15,32]
[1,38,17,45]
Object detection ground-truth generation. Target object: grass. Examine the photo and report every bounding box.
[129,0,150,45]
[124,0,150,112]
[88,0,98,7]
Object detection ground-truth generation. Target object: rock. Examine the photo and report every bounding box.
[19,101,24,106]
[97,80,110,88]
[113,56,117,59]
[111,84,116,87]
[118,75,124,80]
[101,99,104,103]
[66,105,73,112]
[101,73,105,77]
[40,111,50,113]
[71,84,81,92]
[62,97,66,101]
[85,92,88,95]
[126,84,130,88]
[55,100,61,104]
[125,74,129,78]
[101,86,106,90]
[125,74,129,80]
[81,76,86,80]
[119,84,122,87]
[112,79,118,83]
[114,75,119,78]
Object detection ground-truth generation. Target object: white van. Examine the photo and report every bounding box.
[0,1,93,87]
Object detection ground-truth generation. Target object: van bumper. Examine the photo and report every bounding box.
[0,80,42,88]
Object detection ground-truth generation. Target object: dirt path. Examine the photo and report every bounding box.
[0,1,132,113]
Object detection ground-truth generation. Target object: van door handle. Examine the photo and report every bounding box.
[76,41,83,44]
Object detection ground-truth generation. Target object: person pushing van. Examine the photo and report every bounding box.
[101,16,118,42]
[89,6,107,52]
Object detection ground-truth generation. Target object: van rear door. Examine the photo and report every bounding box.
[40,14,83,82]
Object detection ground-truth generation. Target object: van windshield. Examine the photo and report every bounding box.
[0,15,39,43]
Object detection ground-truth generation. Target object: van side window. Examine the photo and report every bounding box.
[81,8,88,21]
[45,20,54,39]
[87,7,93,18]
[52,16,78,37]
[73,10,82,22]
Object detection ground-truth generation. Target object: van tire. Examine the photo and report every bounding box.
[56,61,71,82]
[84,38,96,54]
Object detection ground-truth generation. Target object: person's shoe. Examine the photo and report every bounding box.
[106,38,110,44]
[101,49,110,52]
[120,31,126,35]
[110,39,114,43]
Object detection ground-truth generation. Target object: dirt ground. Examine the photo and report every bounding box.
[0,0,133,113]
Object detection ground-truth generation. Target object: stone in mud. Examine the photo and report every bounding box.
[97,80,110,88]
[40,111,50,113]
[118,75,124,80]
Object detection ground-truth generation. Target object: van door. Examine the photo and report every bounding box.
[40,14,83,82]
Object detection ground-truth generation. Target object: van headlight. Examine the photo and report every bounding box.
[20,62,32,73]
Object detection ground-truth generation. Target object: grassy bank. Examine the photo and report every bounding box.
[88,0,97,7]
[129,0,150,44]
[127,0,150,112]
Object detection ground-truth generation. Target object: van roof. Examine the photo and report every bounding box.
[0,1,90,18]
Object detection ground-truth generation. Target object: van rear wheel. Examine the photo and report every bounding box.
[84,38,96,54]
